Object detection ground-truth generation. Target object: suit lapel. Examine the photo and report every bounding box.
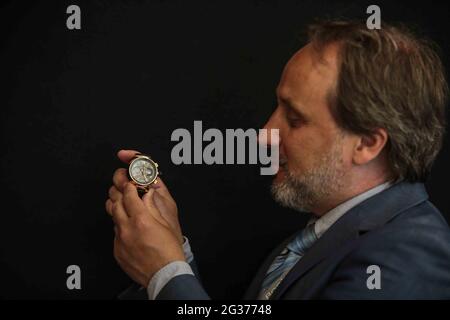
[269,182,428,300]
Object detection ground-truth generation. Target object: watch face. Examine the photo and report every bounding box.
[129,157,158,186]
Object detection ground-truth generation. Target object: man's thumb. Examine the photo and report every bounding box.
[142,189,164,222]
[117,149,140,164]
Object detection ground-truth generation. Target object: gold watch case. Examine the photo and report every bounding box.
[127,153,159,193]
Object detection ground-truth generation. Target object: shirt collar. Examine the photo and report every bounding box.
[310,181,393,238]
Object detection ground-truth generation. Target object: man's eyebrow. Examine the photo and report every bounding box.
[278,95,294,107]
[277,94,309,120]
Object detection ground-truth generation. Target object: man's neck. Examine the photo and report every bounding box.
[312,177,391,217]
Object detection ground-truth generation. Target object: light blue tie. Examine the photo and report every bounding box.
[259,223,318,299]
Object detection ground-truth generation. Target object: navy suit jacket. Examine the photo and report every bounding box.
[120,182,450,299]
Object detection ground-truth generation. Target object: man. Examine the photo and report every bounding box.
[105,20,450,299]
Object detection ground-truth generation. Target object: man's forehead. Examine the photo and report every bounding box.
[290,43,339,75]
[277,43,339,99]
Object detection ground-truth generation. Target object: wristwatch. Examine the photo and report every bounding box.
[127,153,160,195]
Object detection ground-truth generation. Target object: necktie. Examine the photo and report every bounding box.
[259,223,318,299]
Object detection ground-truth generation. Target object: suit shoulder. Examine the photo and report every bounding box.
[358,200,450,247]
[353,200,450,261]
[331,201,450,298]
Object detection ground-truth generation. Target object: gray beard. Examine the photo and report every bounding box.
[271,143,345,213]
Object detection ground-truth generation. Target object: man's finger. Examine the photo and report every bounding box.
[142,189,167,224]
[113,168,129,192]
[105,199,113,216]
[149,191,170,218]
[149,177,172,199]
[122,182,146,217]
[111,198,129,226]
[108,185,123,202]
[117,149,141,164]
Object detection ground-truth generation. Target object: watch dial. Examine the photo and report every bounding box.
[129,158,157,185]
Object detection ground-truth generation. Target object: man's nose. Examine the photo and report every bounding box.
[258,108,281,147]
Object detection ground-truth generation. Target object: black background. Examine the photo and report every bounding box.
[0,0,449,299]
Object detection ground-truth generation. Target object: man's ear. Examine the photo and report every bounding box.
[352,128,388,165]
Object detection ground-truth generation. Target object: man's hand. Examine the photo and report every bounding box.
[105,150,185,287]
[109,149,184,245]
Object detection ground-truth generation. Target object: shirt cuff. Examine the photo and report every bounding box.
[147,261,194,300]
[182,236,194,263]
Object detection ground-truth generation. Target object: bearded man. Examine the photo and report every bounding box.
[106,20,450,299]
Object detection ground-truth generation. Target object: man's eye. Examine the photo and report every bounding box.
[287,117,301,127]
